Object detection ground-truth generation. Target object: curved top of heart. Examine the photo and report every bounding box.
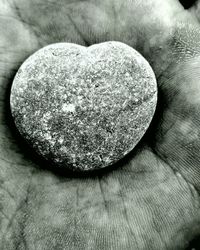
[10,41,157,171]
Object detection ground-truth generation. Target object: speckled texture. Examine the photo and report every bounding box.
[10,41,157,171]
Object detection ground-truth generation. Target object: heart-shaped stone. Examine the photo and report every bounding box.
[10,42,157,171]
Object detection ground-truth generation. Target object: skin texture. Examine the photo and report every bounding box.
[1,0,200,249]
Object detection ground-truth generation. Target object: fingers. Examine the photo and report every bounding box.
[0,3,40,243]
[7,0,194,76]
[0,1,39,169]
[153,23,200,192]
[108,1,200,193]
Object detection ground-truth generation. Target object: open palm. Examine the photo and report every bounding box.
[1,0,200,249]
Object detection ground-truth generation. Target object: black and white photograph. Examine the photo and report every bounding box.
[0,0,200,249]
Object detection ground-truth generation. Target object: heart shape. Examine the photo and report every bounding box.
[10,42,157,171]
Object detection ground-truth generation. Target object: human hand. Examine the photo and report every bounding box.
[0,0,200,249]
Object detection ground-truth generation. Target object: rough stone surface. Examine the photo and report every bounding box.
[10,42,157,171]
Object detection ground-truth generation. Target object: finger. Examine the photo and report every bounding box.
[153,23,200,192]
[0,2,41,244]
[10,0,193,74]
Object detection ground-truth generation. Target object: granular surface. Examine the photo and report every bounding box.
[10,42,157,171]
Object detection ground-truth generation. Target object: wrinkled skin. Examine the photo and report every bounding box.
[1,0,200,249]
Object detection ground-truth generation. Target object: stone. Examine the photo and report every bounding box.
[10,41,157,171]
